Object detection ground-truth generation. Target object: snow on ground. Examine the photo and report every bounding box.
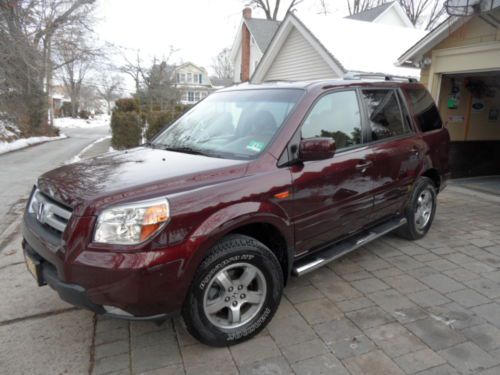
[0,117,21,142]
[0,134,68,155]
[66,135,112,164]
[54,114,110,129]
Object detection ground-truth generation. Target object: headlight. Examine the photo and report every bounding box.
[93,197,169,245]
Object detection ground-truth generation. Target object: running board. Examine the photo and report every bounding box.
[292,217,407,277]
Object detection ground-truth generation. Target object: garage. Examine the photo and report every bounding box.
[397,7,500,179]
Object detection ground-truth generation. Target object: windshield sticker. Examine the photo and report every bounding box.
[246,141,265,153]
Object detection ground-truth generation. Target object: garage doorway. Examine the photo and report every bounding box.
[438,71,500,177]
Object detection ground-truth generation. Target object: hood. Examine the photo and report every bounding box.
[38,147,248,215]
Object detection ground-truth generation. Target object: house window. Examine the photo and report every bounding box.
[194,91,201,101]
[188,91,194,102]
[187,73,193,83]
[180,73,186,83]
[198,74,203,84]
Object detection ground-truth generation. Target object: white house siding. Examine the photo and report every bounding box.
[375,10,408,28]
[250,37,263,77]
[263,28,336,82]
[233,44,242,83]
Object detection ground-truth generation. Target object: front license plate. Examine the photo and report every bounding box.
[24,252,43,286]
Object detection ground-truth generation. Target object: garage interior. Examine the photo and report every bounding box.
[438,72,500,186]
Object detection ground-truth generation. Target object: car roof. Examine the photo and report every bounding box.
[218,78,424,93]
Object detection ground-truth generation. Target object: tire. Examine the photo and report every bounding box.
[182,234,283,347]
[398,176,437,240]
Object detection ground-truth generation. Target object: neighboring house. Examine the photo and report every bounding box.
[174,63,214,104]
[345,1,414,28]
[250,12,426,83]
[230,8,281,83]
[50,85,71,117]
[397,7,500,178]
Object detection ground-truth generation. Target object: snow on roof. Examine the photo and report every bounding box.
[296,13,427,77]
[345,2,394,22]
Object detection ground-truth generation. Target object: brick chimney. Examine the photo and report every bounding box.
[241,8,252,82]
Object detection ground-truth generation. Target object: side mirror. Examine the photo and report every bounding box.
[299,137,336,162]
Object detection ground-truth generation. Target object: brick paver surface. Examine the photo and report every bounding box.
[86,188,500,375]
[12,188,500,374]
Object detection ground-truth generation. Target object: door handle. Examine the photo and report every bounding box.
[355,161,373,171]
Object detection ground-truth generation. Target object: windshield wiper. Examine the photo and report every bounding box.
[156,145,211,156]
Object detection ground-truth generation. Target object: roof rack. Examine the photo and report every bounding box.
[343,72,418,83]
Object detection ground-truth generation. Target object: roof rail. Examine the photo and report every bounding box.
[343,71,418,83]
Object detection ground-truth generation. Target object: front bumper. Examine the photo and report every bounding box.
[22,211,192,320]
[23,241,171,320]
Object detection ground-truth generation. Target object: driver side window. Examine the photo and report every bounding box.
[301,90,362,150]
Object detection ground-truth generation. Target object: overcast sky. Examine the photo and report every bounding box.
[95,0,348,79]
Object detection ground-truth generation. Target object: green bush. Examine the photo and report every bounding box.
[79,110,90,119]
[111,111,143,149]
[114,98,140,113]
[145,111,174,141]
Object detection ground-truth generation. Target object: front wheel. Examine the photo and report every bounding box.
[398,177,437,240]
[182,234,283,347]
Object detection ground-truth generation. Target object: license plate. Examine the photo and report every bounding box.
[24,252,42,285]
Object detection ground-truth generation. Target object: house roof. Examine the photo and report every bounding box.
[252,12,426,82]
[397,16,468,67]
[245,18,281,53]
[210,77,233,87]
[230,17,281,62]
[345,2,394,22]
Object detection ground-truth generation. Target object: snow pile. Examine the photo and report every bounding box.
[54,114,111,129]
[0,117,21,142]
[0,134,67,155]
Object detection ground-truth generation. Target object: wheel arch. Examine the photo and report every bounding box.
[184,202,295,286]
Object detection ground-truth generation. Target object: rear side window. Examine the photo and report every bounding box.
[361,89,409,141]
[301,90,362,149]
[406,88,442,132]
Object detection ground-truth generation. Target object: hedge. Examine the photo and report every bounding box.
[145,111,174,141]
[110,98,191,149]
[111,111,143,149]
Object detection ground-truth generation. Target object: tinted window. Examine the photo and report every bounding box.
[362,89,408,141]
[406,88,443,132]
[302,91,362,149]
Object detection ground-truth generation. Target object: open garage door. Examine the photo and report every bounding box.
[438,71,500,177]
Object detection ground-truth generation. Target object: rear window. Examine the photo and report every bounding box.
[406,88,442,132]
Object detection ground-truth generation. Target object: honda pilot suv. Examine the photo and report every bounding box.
[23,77,449,346]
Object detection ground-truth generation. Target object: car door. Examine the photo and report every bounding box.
[289,89,375,255]
[360,88,423,224]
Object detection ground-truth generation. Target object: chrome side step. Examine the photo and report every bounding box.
[292,217,407,277]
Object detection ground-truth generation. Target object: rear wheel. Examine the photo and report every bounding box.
[398,177,437,240]
[182,234,283,347]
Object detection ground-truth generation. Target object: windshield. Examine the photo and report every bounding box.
[152,89,304,159]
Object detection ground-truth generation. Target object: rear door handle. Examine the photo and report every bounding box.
[355,161,373,171]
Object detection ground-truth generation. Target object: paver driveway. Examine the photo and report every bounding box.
[2,186,500,375]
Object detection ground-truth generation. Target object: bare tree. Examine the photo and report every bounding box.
[120,50,144,96]
[246,0,305,20]
[96,75,123,114]
[0,0,96,131]
[56,27,98,117]
[211,48,233,80]
[398,0,446,30]
[317,0,330,15]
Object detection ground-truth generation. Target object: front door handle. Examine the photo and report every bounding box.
[355,161,373,171]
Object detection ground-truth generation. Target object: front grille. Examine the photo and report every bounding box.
[29,189,72,234]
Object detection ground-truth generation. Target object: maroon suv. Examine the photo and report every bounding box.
[23,78,449,346]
